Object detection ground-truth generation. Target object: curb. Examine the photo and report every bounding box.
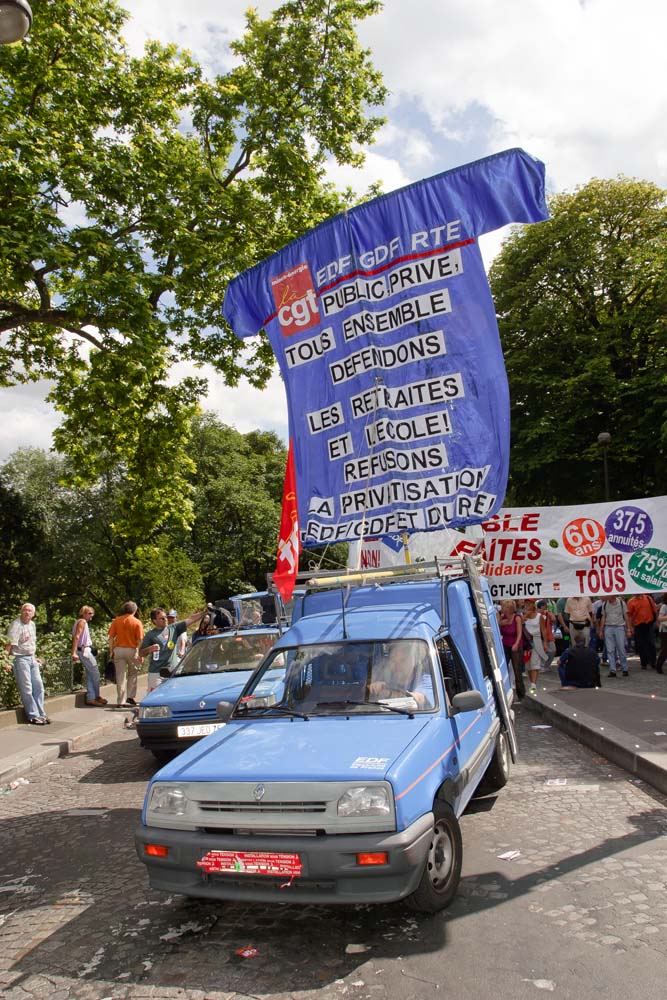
[523,693,667,796]
[0,679,122,730]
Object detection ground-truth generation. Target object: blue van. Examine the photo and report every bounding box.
[135,626,280,762]
[135,558,516,912]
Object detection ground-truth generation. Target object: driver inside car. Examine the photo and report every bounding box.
[369,642,434,709]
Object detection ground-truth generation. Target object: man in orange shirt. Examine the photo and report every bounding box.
[626,593,658,670]
[108,601,144,707]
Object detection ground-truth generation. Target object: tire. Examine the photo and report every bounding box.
[151,750,175,766]
[477,729,511,794]
[405,802,462,913]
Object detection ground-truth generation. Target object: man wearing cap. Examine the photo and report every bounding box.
[140,606,210,692]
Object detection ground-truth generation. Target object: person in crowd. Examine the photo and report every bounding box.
[536,599,557,669]
[4,602,49,725]
[140,606,211,692]
[627,593,658,670]
[108,601,144,708]
[656,593,667,674]
[564,595,595,647]
[498,599,525,700]
[72,605,106,706]
[522,598,548,695]
[558,634,601,688]
[598,595,631,677]
[590,597,605,651]
[167,609,188,667]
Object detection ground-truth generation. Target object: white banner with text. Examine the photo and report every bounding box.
[348,496,667,599]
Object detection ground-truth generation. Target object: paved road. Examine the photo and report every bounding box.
[1,708,666,1000]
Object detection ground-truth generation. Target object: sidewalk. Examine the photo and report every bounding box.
[0,676,147,786]
[523,654,667,795]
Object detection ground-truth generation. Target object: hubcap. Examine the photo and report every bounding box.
[427,821,454,889]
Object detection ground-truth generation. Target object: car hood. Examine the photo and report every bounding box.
[158,715,432,782]
[143,671,254,712]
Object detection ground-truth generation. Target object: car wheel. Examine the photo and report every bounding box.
[477,729,511,794]
[405,801,462,913]
[151,750,175,766]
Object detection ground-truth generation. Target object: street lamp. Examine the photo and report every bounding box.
[0,0,32,44]
[597,431,611,502]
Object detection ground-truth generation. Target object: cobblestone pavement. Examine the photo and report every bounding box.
[0,708,666,1000]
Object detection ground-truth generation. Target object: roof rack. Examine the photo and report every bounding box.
[268,555,483,595]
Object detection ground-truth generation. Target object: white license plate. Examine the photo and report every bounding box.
[176,722,225,738]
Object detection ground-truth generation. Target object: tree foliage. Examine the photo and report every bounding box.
[489,177,667,506]
[0,416,292,618]
[0,0,386,536]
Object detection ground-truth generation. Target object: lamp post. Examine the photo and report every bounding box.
[0,0,32,44]
[597,431,611,502]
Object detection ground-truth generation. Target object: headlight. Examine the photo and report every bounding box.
[149,784,188,815]
[138,705,172,719]
[337,785,391,817]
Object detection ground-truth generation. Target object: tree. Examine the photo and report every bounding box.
[489,177,667,506]
[0,478,43,613]
[186,415,287,596]
[0,0,386,537]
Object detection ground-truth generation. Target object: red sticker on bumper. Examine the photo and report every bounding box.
[197,850,303,878]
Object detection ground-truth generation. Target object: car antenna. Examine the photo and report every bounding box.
[340,587,349,639]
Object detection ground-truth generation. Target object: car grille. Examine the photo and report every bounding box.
[197,799,328,815]
[171,708,218,721]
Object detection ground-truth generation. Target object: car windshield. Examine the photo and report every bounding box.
[235,639,436,716]
[174,632,277,676]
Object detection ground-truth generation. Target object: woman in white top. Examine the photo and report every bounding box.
[522,599,548,695]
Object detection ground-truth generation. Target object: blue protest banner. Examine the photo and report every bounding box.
[223,148,548,546]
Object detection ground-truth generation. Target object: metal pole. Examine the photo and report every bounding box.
[597,432,611,502]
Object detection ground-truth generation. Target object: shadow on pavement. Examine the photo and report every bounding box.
[1,803,666,995]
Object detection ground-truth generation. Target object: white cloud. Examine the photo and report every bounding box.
[0,383,62,463]
[324,149,411,197]
[170,361,288,441]
[358,0,667,190]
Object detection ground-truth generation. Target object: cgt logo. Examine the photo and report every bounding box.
[271,262,320,336]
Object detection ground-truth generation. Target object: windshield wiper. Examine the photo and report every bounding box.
[315,699,414,718]
[237,704,309,721]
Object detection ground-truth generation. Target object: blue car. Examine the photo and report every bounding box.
[135,558,516,911]
[136,627,280,763]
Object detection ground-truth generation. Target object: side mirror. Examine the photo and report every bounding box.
[159,667,172,679]
[216,700,235,721]
[450,689,486,715]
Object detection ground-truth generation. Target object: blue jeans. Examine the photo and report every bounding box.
[78,648,100,700]
[605,625,628,674]
[13,654,46,720]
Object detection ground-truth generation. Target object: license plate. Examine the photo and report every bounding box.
[196,850,303,878]
[176,722,225,738]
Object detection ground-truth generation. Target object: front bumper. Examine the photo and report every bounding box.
[135,812,434,905]
[136,719,219,753]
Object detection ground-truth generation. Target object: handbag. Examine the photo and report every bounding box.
[90,645,99,657]
[521,625,533,651]
[104,658,116,683]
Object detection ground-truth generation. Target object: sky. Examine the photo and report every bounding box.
[3,0,667,461]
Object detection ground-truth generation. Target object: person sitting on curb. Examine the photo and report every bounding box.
[558,634,601,689]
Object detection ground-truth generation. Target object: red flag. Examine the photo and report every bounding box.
[273,439,301,601]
